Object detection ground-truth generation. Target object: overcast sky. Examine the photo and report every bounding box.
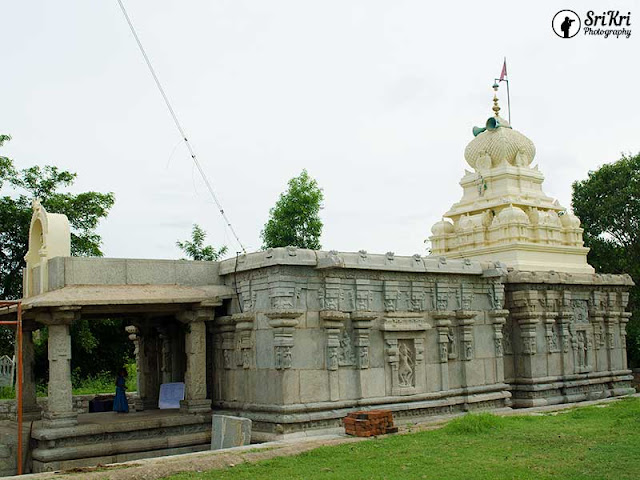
[2,0,638,259]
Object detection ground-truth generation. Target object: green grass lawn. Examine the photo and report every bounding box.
[167,397,640,480]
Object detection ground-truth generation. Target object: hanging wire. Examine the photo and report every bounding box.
[116,0,247,253]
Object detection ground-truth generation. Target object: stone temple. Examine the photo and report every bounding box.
[0,91,634,475]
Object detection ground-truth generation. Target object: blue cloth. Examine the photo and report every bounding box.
[113,376,129,413]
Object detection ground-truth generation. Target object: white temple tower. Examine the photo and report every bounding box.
[429,89,594,274]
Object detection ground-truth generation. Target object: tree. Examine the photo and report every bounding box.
[261,169,324,250]
[1,134,125,378]
[177,224,228,261]
[572,152,640,367]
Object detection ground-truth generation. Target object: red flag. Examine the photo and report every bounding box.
[499,59,507,81]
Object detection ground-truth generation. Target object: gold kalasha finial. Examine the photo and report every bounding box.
[492,82,500,117]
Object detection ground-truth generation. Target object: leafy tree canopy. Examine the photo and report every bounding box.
[261,169,324,250]
[1,136,115,299]
[1,134,122,376]
[177,224,228,261]
[572,152,640,366]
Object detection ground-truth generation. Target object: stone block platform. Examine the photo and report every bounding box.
[29,409,212,473]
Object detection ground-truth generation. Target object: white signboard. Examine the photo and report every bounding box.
[158,382,185,409]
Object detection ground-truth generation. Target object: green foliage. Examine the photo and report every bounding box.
[1,361,137,398]
[69,318,134,380]
[71,371,116,395]
[177,224,228,261]
[261,170,324,250]
[166,398,640,480]
[0,135,115,302]
[444,412,504,434]
[572,152,640,367]
[0,386,15,399]
[0,134,132,380]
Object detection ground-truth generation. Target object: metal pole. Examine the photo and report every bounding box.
[505,79,511,125]
[17,302,23,475]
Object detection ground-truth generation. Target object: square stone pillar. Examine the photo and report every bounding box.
[321,310,350,401]
[265,310,303,370]
[432,311,455,392]
[178,308,215,413]
[21,323,42,421]
[37,309,79,428]
[489,310,509,384]
[129,323,161,411]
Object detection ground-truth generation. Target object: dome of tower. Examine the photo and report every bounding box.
[431,219,454,236]
[560,211,582,229]
[494,205,530,225]
[465,116,536,170]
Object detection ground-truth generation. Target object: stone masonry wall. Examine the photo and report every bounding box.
[0,392,137,421]
[214,249,512,437]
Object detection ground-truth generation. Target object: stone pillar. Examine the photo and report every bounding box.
[125,325,141,399]
[352,313,376,370]
[588,307,606,372]
[157,327,173,385]
[212,315,235,403]
[38,309,78,428]
[321,311,349,401]
[620,312,631,371]
[557,311,573,376]
[232,312,255,370]
[134,323,161,411]
[457,311,476,389]
[265,310,303,370]
[21,323,41,421]
[178,308,214,413]
[433,311,455,392]
[604,312,620,371]
[489,310,509,384]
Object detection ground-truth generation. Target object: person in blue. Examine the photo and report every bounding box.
[113,368,129,413]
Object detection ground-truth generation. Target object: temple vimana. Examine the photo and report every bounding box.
[0,91,634,475]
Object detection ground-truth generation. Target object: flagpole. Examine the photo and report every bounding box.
[495,58,511,124]
[505,78,511,124]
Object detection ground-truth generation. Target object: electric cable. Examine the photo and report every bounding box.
[116,0,247,253]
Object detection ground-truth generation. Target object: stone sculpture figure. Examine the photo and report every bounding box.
[447,327,457,360]
[359,346,369,369]
[338,330,355,366]
[398,341,414,388]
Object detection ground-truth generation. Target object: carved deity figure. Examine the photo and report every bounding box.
[447,327,457,359]
[398,342,414,388]
[359,346,369,369]
[439,342,448,363]
[339,330,355,365]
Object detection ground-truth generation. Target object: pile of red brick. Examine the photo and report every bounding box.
[343,409,398,437]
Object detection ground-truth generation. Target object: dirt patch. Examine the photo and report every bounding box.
[38,436,365,480]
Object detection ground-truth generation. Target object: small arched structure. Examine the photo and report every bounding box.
[23,200,71,297]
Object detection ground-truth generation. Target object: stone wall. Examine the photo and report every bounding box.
[211,249,634,440]
[504,271,635,407]
[0,392,138,421]
[214,249,512,439]
[46,256,220,292]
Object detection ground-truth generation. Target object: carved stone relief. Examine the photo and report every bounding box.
[397,340,415,388]
[338,329,356,367]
